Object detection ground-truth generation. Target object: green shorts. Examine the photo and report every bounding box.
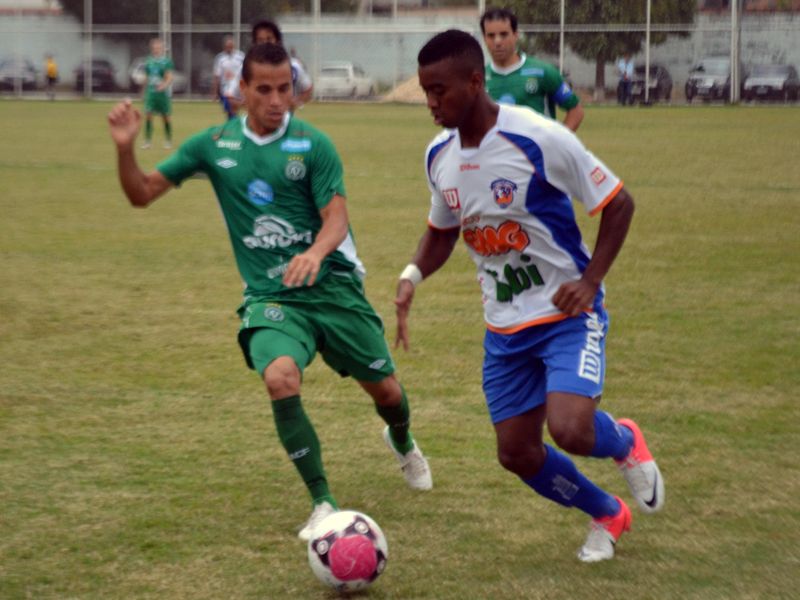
[144,91,171,115]
[237,273,395,382]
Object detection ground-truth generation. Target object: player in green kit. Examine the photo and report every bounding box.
[141,38,174,149]
[107,43,433,540]
[481,7,584,132]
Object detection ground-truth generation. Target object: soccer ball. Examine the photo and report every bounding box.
[307,510,388,592]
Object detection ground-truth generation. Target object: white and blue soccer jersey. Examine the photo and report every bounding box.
[214,50,246,98]
[425,104,623,334]
[290,57,312,97]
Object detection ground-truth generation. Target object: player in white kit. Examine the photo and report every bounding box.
[395,30,665,562]
[212,36,246,119]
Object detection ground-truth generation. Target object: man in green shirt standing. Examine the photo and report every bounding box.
[481,7,584,132]
[142,38,174,149]
[107,43,432,540]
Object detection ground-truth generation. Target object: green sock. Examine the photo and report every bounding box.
[375,384,414,454]
[164,120,172,141]
[144,118,152,141]
[271,396,336,507]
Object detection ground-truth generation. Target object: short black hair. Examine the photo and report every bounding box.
[251,20,282,45]
[480,7,518,34]
[242,43,289,82]
[418,29,485,76]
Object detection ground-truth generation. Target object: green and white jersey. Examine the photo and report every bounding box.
[144,55,174,96]
[485,52,580,119]
[156,113,363,299]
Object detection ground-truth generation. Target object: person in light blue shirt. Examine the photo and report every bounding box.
[616,53,634,105]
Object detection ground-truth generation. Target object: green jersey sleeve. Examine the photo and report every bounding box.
[542,62,580,110]
[156,130,209,186]
[309,131,346,210]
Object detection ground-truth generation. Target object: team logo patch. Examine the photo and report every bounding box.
[247,179,274,206]
[285,160,307,181]
[442,188,461,209]
[525,78,539,94]
[490,178,518,209]
[215,158,237,169]
[590,167,607,186]
[264,305,285,322]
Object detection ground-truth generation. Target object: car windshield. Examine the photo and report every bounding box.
[693,60,729,76]
[751,64,788,76]
[321,67,349,77]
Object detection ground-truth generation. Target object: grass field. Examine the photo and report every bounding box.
[1,98,799,599]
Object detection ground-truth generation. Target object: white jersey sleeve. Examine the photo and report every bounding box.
[424,130,460,230]
[537,123,622,216]
[291,58,313,94]
[212,52,224,79]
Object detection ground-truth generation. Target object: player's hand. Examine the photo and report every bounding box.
[282,250,323,287]
[108,99,141,149]
[394,279,416,351]
[552,278,599,317]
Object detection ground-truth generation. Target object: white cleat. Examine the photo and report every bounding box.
[615,418,665,514]
[382,426,432,490]
[297,501,336,541]
[577,497,632,563]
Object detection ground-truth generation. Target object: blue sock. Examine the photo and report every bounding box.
[590,411,634,461]
[523,444,620,519]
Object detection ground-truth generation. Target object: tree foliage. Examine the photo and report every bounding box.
[504,0,696,92]
[59,0,358,25]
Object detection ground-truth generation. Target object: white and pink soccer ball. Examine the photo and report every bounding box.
[307,510,388,592]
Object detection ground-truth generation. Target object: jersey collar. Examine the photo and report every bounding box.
[242,112,290,146]
[489,51,526,76]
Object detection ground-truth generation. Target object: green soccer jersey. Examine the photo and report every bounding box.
[156,114,362,299]
[485,52,580,119]
[144,55,174,96]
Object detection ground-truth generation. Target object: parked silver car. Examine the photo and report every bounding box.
[316,62,374,99]
[0,57,38,90]
[743,64,800,102]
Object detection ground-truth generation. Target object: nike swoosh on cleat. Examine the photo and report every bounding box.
[644,471,660,508]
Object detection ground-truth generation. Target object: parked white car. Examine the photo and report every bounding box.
[316,62,374,99]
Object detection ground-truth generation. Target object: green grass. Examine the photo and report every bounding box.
[1,99,799,599]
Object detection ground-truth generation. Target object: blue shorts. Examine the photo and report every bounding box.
[482,310,609,424]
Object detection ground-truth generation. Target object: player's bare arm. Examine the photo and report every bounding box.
[157,70,173,92]
[563,104,585,132]
[108,100,173,207]
[282,194,349,288]
[395,225,460,350]
[552,187,635,316]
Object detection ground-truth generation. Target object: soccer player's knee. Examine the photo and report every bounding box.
[549,424,593,456]
[497,445,545,476]
[263,359,301,399]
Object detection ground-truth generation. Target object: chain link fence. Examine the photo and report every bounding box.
[1,1,799,103]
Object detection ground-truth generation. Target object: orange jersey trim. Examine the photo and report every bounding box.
[589,180,624,217]
[486,312,570,335]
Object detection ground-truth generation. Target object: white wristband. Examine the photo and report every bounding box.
[399,263,423,287]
